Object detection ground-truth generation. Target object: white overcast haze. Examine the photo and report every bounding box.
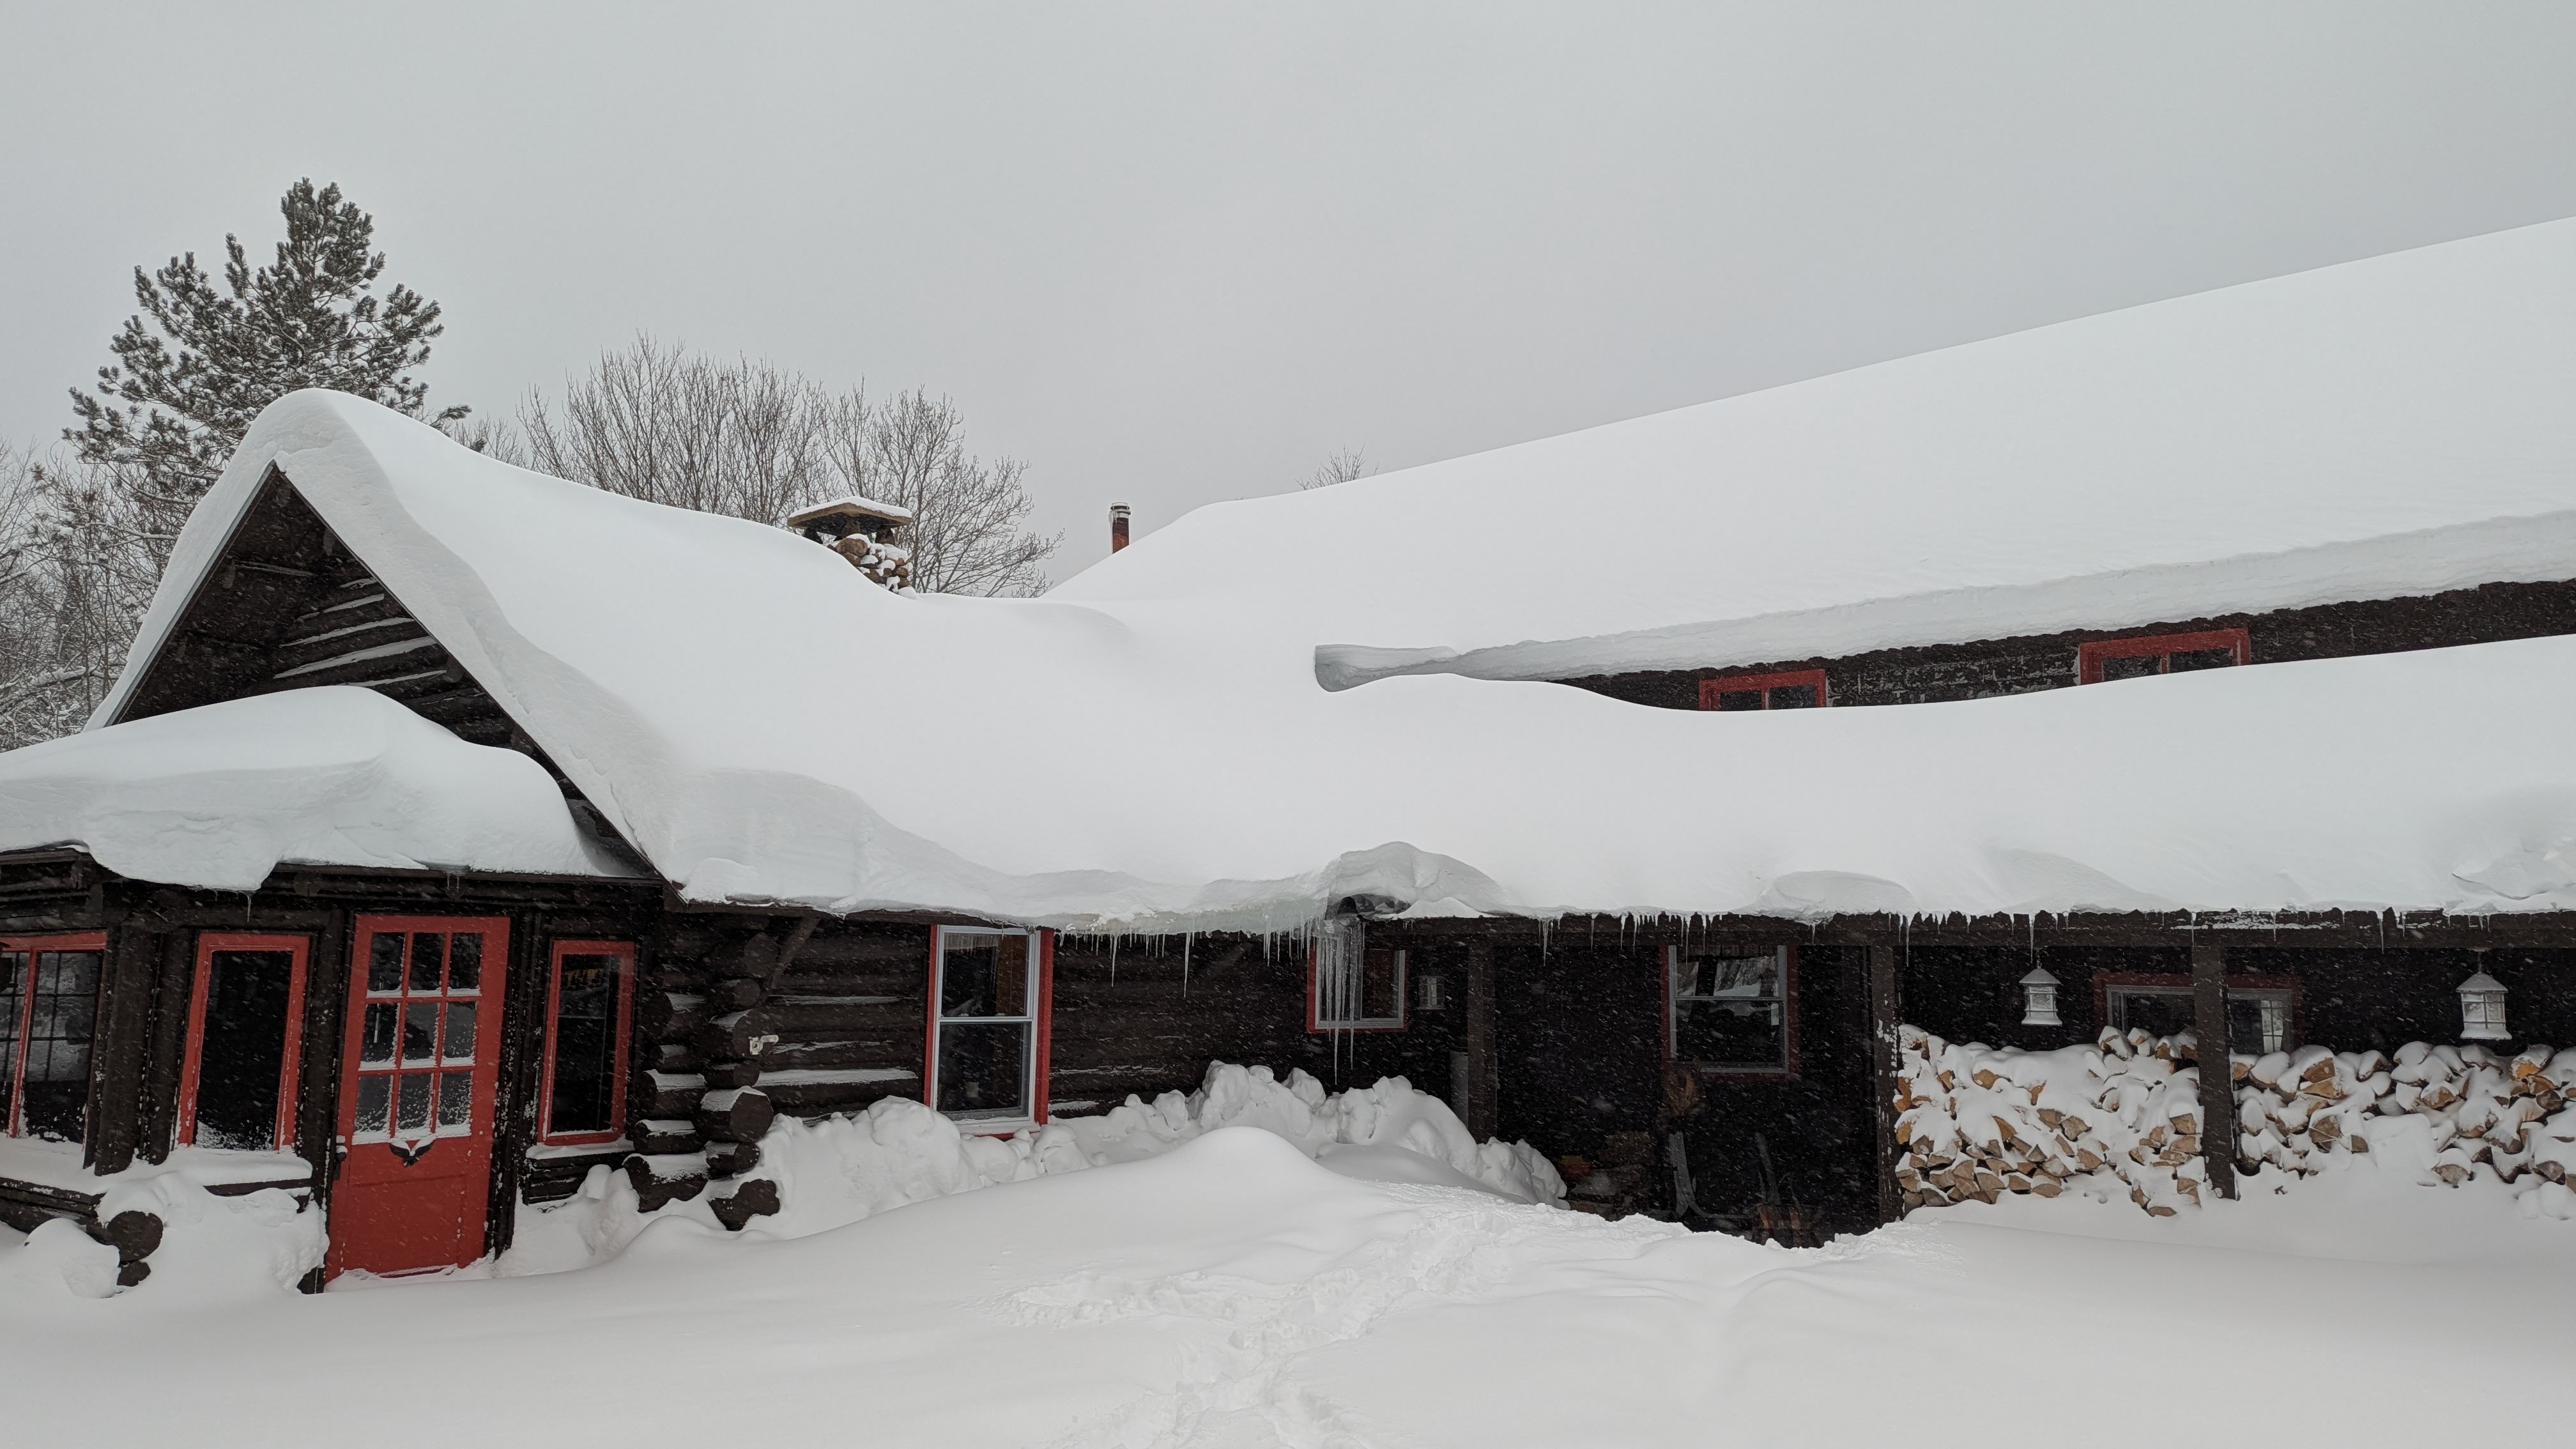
[4,3,2575,580]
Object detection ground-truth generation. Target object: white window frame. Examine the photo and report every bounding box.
[927,925,1045,1122]
[1309,918,1407,1032]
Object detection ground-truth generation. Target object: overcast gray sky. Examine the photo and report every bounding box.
[6,3,2574,579]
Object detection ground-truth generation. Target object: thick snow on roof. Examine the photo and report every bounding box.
[1052,218,2576,687]
[1,687,634,890]
[67,222,2576,925]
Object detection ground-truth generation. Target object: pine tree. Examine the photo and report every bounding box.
[64,178,465,560]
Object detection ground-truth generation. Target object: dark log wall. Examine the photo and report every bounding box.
[1563,577,2576,710]
[1485,926,1883,1234]
[1899,939,2576,1059]
[1048,934,1310,1111]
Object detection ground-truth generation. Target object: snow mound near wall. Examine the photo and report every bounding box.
[505,1064,1561,1276]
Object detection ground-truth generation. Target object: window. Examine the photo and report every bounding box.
[1308,918,1406,1031]
[178,934,309,1152]
[2077,628,2250,685]
[348,921,491,1147]
[541,941,636,1146]
[1699,668,1827,712]
[926,926,1051,1122]
[2101,976,2297,1054]
[1,933,107,1142]
[1666,945,1797,1076]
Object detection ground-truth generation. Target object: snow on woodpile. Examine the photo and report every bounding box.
[59,218,2576,926]
[0,687,634,889]
[505,1062,1561,1276]
[1899,1027,2576,1222]
[1054,219,2576,684]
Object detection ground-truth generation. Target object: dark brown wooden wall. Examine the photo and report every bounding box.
[1563,577,2576,710]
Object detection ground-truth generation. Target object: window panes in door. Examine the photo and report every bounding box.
[353,928,484,1144]
[2106,985,2295,1054]
[935,930,1036,1119]
[2,946,103,1142]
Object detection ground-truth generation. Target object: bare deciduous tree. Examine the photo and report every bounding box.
[518,339,1057,596]
[0,445,152,748]
[1301,447,1375,489]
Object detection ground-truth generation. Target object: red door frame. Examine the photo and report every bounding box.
[329,914,510,1280]
[537,939,637,1147]
[0,931,108,1138]
[923,926,1053,1129]
[175,932,310,1151]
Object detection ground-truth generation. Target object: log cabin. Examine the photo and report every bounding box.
[5,218,2576,1282]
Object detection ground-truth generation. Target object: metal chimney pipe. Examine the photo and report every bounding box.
[1110,503,1131,553]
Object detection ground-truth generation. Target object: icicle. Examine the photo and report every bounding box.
[1181,931,1193,997]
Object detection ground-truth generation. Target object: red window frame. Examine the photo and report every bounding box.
[1698,668,1829,711]
[1305,939,1410,1034]
[1661,943,1800,1082]
[923,926,1054,1130]
[2076,627,2250,684]
[176,932,310,1152]
[0,931,109,1139]
[538,940,637,1147]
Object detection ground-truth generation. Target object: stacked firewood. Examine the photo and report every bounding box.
[1899,1025,2576,1217]
[2237,1041,2576,1187]
[1896,1026,2211,1216]
[829,533,912,590]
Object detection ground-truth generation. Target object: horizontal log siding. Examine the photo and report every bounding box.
[1563,577,2576,710]
[1046,935,1315,1111]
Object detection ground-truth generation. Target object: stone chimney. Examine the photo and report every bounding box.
[1110,503,1131,553]
[786,496,915,590]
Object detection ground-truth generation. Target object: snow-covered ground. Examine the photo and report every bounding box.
[4,1124,2567,1448]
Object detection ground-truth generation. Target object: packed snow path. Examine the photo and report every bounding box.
[5,1128,2573,1448]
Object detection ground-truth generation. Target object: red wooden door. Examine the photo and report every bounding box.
[329,916,509,1279]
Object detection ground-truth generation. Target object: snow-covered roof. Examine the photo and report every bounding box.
[0,687,637,889]
[1049,218,2576,687]
[46,220,2576,926]
[788,494,913,525]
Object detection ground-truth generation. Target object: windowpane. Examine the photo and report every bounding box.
[436,1071,471,1131]
[396,1073,433,1132]
[547,954,622,1137]
[2100,653,2161,682]
[1767,684,1818,709]
[360,1003,397,1064]
[402,1002,439,1064]
[937,1022,1029,1116]
[1360,947,1400,1020]
[441,1002,477,1063]
[355,1075,390,1135]
[2107,988,2194,1039]
[0,950,21,1129]
[2168,647,2236,673]
[190,949,295,1151]
[940,932,1030,1020]
[21,949,103,1141]
[1713,689,1763,712]
[447,933,482,992]
[367,934,405,993]
[408,933,445,994]
[1672,950,1787,1070]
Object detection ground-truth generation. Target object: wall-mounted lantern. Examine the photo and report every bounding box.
[2457,969,2510,1041]
[2020,965,2062,1027]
